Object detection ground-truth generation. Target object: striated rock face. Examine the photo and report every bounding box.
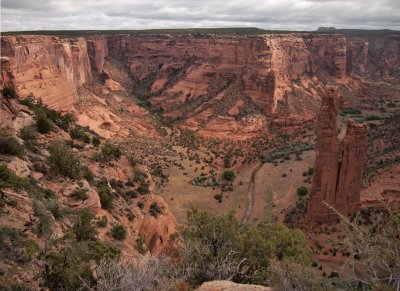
[1,36,92,110]
[336,119,368,216]
[307,88,368,222]
[1,33,399,138]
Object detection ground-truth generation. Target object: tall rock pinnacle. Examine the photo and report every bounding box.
[307,87,368,222]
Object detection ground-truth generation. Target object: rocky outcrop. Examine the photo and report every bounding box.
[307,88,368,222]
[196,280,272,291]
[335,119,368,216]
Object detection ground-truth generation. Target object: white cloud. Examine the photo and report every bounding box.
[1,0,399,31]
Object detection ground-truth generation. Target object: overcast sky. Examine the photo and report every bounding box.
[1,0,400,32]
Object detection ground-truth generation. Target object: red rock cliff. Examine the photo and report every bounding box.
[307,88,368,222]
[1,35,92,110]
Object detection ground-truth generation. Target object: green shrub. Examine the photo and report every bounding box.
[82,165,94,182]
[214,193,223,203]
[73,208,97,242]
[96,216,108,228]
[92,136,101,147]
[0,164,30,192]
[101,142,121,161]
[149,203,162,218]
[297,186,308,196]
[135,236,148,254]
[307,167,314,176]
[48,140,82,179]
[32,199,52,236]
[70,188,89,201]
[223,169,234,181]
[137,178,150,194]
[182,208,312,286]
[96,181,113,209]
[36,113,53,134]
[1,86,16,99]
[0,134,24,157]
[111,224,127,241]
[82,134,91,144]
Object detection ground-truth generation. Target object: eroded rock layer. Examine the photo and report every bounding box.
[1,33,399,138]
[307,88,368,222]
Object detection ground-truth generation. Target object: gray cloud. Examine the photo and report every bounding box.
[1,0,399,31]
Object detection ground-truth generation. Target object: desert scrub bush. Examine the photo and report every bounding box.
[101,142,121,161]
[0,133,24,157]
[48,140,82,179]
[32,199,52,236]
[20,126,39,152]
[35,112,53,134]
[0,164,30,192]
[137,178,150,194]
[135,236,148,254]
[42,234,120,290]
[297,186,308,196]
[214,193,223,203]
[149,203,162,218]
[111,224,127,241]
[92,135,101,147]
[73,208,98,242]
[181,208,312,286]
[222,169,234,181]
[70,188,89,201]
[1,85,16,99]
[95,179,113,209]
[96,216,108,228]
[82,165,94,182]
[0,226,40,264]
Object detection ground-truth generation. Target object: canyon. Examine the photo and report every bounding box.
[2,32,399,139]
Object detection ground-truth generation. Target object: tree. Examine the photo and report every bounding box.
[36,113,53,134]
[223,169,235,181]
[181,207,312,286]
[111,224,127,241]
[48,140,82,179]
[72,208,97,242]
[297,186,308,196]
[1,86,16,99]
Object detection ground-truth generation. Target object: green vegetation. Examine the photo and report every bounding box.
[222,169,235,181]
[70,188,89,201]
[214,193,223,203]
[262,143,314,163]
[0,226,40,264]
[48,140,82,179]
[73,208,98,241]
[92,136,101,147]
[0,133,24,157]
[149,203,162,218]
[1,86,17,99]
[340,108,362,116]
[0,164,30,192]
[181,208,312,285]
[95,179,114,209]
[135,236,148,254]
[101,142,121,161]
[20,126,39,152]
[36,113,53,134]
[110,224,127,241]
[297,186,309,196]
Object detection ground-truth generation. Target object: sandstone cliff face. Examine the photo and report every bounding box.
[307,88,368,222]
[1,33,399,138]
[1,36,92,110]
[346,36,400,81]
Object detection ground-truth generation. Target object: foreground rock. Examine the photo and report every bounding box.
[196,280,273,291]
